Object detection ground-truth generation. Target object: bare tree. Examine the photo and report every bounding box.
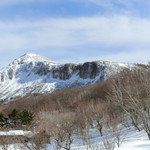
[88,101,108,137]
[107,68,150,139]
[40,112,75,150]
[0,136,22,150]
[0,136,11,150]
[109,116,127,148]
[19,130,49,150]
[102,133,115,150]
[75,102,92,150]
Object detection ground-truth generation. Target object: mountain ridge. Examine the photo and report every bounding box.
[0,53,130,103]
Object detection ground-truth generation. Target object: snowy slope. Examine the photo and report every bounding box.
[0,53,129,102]
[2,127,148,150]
[0,128,150,150]
[47,128,150,150]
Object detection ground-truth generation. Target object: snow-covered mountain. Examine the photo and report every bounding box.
[0,53,129,102]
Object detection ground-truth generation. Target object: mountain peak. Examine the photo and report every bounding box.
[12,53,58,65]
[22,53,40,57]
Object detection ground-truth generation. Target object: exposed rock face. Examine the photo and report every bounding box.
[52,64,76,80]
[33,62,53,76]
[0,53,129,102]
[52,62,104,80]
[77,62,104,79]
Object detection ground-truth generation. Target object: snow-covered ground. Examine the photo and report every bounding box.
[0,130,32,136]
[114,130,150,150]
[45,127,150,150]
[0,127,149,150]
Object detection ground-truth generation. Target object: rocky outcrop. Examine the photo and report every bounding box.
[77,62,105,79]
[52,64,76,80]
[52,62,106,80]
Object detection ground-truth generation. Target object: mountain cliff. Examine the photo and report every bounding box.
[0,53,129,102]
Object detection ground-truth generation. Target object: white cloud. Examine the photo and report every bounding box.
[1,16,150,50]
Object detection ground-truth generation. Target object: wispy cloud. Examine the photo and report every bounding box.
[1,0,150,9]
[86,0,150,8]
[1,16,150,51]
[82,0,150,17]
[1,0,150,20]
[0,0,31,6]
[0,0,54,7]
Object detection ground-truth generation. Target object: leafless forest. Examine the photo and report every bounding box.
[0,65,149,150]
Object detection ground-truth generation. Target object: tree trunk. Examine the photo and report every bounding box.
[98,123,103,136]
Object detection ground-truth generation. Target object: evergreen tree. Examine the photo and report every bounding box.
[8,109,20,126]
[0,113,5,127]
[0,113,9,127]
[19,110,33,125]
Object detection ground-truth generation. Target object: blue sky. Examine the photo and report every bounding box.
[0,0,150,68]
